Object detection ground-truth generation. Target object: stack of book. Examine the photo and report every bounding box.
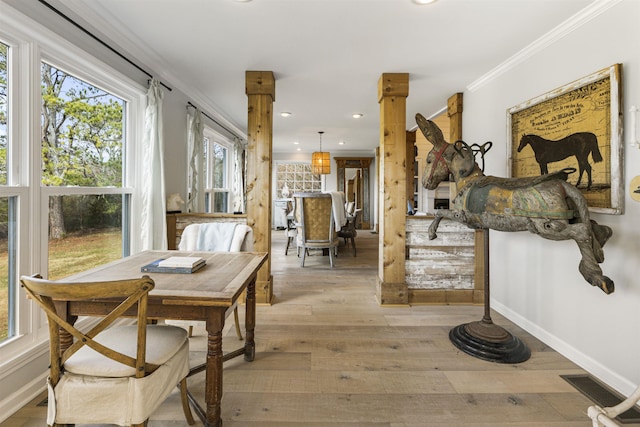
[141,256,206,274]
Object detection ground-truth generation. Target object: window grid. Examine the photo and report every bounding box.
[276,163,321,196]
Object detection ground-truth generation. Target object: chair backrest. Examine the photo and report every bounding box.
[20,274,155,386]
[340,209,362,237]
[179,223,253,252]
[345,201,356,216]
[294,192,336,243]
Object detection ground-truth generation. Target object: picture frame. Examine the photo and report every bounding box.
[507,64,623,214]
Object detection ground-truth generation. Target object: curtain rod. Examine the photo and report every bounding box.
[37,0,172,92]
[187,102,240,140]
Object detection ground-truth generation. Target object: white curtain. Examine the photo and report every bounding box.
[232,137,246,213]
[140,79,167,250]
[186,108,204,212]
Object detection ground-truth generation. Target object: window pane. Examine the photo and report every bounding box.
[213,143,226,188]
[276,163,321,195]
[0,42,8,185]
[213,192,228,213]
[0,197,16,343]
[41,63,124,188]
[48,194,123,280]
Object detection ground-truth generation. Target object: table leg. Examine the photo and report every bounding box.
[244,279,256,362]
[205,311,225,427]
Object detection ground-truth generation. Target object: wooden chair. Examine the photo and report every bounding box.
[284,199,297,255]
[20,274,194,427]
[338,208,362,256]
[293,192,339,268]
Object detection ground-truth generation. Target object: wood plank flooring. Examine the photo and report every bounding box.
[2,229,624,426]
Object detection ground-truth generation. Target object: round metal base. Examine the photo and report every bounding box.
[449,320,531,364]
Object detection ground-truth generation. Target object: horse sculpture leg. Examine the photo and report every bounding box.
[428,209,468,240]
[428,213,444,240]
[561,182,614,293]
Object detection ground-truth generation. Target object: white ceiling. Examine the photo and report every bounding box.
[55,0,594,153]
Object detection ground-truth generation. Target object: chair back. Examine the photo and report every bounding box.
[294,192,337,244]
[20,275,156,385]
[340,208,362,238]
[179,223,253,252]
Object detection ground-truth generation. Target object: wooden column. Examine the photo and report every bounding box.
[449,92,484,304]
[246,71,275,304]
[447,93,463,141]
[377,73,409,305]
[405,130,416,209]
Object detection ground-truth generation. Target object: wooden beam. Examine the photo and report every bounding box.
[246,71,275,304]
[377,73,409,305]
[447,92,463,142]
[406,130,416,207]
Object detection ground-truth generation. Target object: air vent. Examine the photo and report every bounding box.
[562,374,640,424]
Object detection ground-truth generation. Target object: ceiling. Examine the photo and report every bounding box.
[53,0,593,154]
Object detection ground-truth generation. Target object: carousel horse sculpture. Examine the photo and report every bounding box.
[416,113,614,294]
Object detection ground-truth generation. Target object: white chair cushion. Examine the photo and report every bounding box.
[49,337,190,426]
[64,324,188,377]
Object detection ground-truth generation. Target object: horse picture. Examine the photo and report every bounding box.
[417,113,613,294]
[517,133,603,190]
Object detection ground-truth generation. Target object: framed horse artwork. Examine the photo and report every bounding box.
[508,64,623,215]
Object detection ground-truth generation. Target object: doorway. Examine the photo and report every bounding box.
[335,157,373,229]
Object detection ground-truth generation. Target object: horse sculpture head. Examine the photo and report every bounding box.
[416,113,454,190]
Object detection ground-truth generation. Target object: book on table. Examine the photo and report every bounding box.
[141,256,206,274]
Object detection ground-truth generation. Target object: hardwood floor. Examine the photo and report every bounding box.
[2,229,621,426]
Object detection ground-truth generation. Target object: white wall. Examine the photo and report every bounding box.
[463,0,640,396]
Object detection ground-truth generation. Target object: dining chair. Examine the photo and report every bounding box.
[20,274,194,427]
[175,222,252,339]
[284,199,298,255]
[338,208,362,256]
[293,192,339,268]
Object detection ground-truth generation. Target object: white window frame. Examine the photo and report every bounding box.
[0,6,145,368]
[203,127,234,213]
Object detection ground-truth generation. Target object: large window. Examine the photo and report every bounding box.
[203,129,232,213]
[0,14,141,354]
[0,42,15,342]
[40,64,128,278]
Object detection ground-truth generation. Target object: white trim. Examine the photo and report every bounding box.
[491,298,637,398]
[0,370,49,423]
[467,0,623,92]
[58,0,246,140]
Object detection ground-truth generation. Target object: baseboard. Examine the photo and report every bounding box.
[491,298,637,398]
[0,371,48,423]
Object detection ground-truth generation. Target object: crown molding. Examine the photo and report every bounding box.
[58,0,246,140]
[467,0,623,92]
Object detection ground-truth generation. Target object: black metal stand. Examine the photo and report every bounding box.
[449,229,531,364]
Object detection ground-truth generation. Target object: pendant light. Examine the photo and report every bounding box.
[311,131,331,175]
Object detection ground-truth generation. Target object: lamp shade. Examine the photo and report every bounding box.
[312,131,330,175]
[311,151,331,175]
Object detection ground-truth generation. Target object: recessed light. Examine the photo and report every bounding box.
[280,112,292,117]
[296,148,301,151]
[293,141,299,145]
[352,113,364,119]
[338,141,345,145]
[413,0,437,4]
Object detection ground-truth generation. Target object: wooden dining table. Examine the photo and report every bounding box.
[56,249,268,427]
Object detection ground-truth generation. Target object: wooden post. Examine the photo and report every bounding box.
[406,130,416,209]
[447,93,463,141]
[245,71,275,304]
[377,73,409,305]
[448,92,484,303]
